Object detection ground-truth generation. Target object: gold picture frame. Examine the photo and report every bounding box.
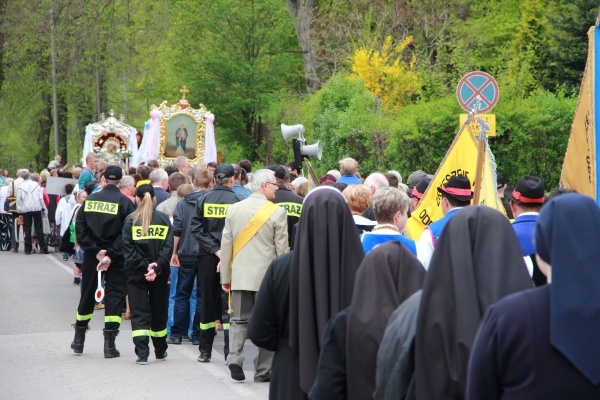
[152,98,209,166]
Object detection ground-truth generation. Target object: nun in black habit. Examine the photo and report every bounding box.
[248,253,304,399]
[345,241,425,400]
[249,186,364,399]
[376,206,532,400]
[414,206,533,399]
[309,242,425,400]
[467,194,600,399]
[290,186,365,394]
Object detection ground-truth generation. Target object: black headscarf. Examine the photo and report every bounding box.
[536,193,600,385]
[289,186,365,392]
[346,241,425,400]
[415,206,532,399]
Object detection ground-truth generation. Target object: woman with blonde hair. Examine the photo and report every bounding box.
[343,184,376,233]
[122,184,173,364]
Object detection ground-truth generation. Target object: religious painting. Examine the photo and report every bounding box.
[164,114,197,159]
[153,87,209,166]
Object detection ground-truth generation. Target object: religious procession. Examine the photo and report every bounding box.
[1,1,600,399]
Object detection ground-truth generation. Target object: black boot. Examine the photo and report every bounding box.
[103,329,120,358]
[71,324,88,355]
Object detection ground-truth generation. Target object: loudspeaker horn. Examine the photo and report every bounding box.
[300,141,322,160]
[281,124,304,142]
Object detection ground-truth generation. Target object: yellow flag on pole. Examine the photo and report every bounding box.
[560,26,598,201]
[404,117,506,239]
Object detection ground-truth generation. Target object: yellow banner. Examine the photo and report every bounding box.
[560,26,596,199]
[459,114,496,137]
[404,119,506,239]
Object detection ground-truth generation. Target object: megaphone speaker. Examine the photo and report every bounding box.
[281,124,304,142]
[300,141,322,161]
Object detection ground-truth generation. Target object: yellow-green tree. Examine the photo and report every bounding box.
[350,36,422,112]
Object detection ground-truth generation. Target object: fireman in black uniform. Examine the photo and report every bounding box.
[122,185,173,364]
[267,165,303,249]
[191,163,240,362]
[71,166,135,357]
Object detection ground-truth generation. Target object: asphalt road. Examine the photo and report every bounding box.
[0,247,269,400]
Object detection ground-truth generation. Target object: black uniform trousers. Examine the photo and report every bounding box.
[75,251,127,330]
[11,213,20,250]
[221,290,230,358]
[198,254,222,355]
[22,211,46,253]
[127,269,169,358]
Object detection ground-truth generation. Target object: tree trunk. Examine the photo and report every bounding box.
[37,91,52,170]
[285,0,321,93]
[260,117,272,163]
[57,91,68,164]
[0,0,6,91]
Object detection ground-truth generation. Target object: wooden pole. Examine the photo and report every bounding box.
[472,116,490,204]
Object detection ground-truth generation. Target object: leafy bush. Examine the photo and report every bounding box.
[267,71,575,189]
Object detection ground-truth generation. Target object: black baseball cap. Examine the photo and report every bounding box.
[214,164,235,178]
[103,166,123,180]
[267,165,286,180]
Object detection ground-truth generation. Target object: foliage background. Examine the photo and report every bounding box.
[0,0,593,189]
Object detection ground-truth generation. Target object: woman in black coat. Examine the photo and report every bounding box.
[122,185,173,364]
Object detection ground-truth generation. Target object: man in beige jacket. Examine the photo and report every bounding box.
[220,169,289,382]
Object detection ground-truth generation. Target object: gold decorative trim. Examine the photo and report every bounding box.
[151,100,209,167]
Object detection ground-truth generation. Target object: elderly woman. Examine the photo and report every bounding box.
[360,187,416,256]
[291,177,308,196]
[342,184,376,233]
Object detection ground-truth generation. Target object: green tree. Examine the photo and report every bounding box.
[544,0,598,95]
[502,0,549,97]
[170,0,304,162]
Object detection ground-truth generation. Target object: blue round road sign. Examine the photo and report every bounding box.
[456,71,499,113]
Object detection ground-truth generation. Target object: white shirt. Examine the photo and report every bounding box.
[0,186,9,215]
[55,196,74,235]
[415,207,465,270]
[416,228,435,270]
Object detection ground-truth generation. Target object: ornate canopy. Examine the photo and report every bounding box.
[82,110,140,167]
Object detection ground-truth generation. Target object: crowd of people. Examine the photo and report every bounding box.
[2,152,599,399]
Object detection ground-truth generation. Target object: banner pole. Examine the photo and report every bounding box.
[473,115,491,204]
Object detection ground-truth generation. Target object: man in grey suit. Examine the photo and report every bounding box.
[220,169,289,382]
